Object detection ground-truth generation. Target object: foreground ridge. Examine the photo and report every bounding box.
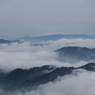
[0,63,95,91]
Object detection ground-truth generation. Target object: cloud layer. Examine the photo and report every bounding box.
[0,38,95,72]
[1,70,95,95]
[23,71,95,95]
[0,39,95,94]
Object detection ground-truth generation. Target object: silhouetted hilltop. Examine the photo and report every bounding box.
[0,39,22,44]
[0,63,95,91]
[20,34,95,42]
[0,65,55,88]
[56,46,95,63]
[79,63,95,71]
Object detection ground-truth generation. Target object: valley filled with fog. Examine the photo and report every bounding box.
[0,38,95,95]
[1,0,95,94]
[1,38,95,71]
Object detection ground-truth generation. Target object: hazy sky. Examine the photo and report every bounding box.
[0,0,95,39]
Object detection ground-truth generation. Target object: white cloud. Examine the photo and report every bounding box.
[29,71,95,95]
[1,70,95,95]
[0,38,95,72]
[46,38,95,51]
[0,39,95,94]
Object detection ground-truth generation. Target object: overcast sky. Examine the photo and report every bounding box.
[0,0,95,39]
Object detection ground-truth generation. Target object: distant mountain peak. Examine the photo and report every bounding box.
[0,39,22,44]
[0,63,95,91]
[20,34,95,42]
[56,46,95,63]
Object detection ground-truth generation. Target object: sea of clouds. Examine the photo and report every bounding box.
[0,38,95,95]
[0,38,95,72]
[1,70,95,95]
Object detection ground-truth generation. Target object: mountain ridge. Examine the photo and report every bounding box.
[0,63,95,92]
[55,46,95,63]
[20,34,95,42]
[0,39,22,44]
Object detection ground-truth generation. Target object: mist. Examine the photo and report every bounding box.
[0,0,95,94]
[0,38,95,72]
[0,38,95,95]
[20,71,95,95]
[1,70,95,95]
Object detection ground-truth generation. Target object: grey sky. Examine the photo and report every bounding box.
[0,0,95,39]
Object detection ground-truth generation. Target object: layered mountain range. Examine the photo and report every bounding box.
[0,38,95,92]
[0,63,95,92]
[56,46,95,63]
[1,34,95,44]
[0,39,22,44]
[20,34,95,42]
